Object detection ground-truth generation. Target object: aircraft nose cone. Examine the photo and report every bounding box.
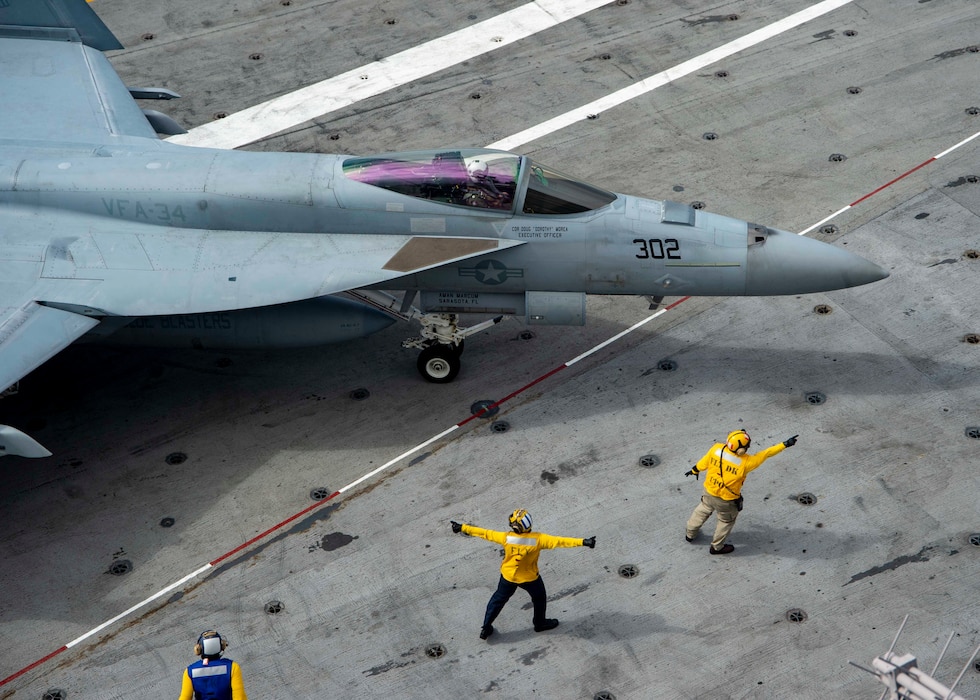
[745,228,888,295]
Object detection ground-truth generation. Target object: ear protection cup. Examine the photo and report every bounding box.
[195,630,228,657]
[509,509,532,534]
[726,430,751,454]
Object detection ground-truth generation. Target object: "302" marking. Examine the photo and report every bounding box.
[633,238,681,259]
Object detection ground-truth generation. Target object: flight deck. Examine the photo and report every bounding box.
[1,0,978,697]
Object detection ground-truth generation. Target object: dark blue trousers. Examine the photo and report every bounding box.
[483,575,547,628]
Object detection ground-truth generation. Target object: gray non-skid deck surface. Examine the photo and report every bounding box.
[1,0,978,697]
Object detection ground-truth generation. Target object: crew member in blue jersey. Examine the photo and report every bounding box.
[451,509,595,639]
[178,630,248,700]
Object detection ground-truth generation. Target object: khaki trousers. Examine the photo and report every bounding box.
[686,493,740,549]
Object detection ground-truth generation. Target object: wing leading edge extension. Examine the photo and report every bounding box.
[0,223,524,387]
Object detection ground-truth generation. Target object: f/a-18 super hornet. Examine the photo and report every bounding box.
[0,0,887,456]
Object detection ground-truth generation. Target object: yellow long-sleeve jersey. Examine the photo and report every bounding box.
[461,525,584,583]
[692,442,786,499]
[178,659,247,700]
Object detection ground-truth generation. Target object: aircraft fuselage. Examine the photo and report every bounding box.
[0,146,887,319]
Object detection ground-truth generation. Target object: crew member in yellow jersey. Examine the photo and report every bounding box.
[685,429,798,554]
[451,509,595,639]
[178,630,247,700]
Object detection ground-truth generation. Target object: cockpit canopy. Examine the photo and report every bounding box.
[342,148,616,215]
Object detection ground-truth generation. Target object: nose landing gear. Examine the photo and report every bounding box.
[343,291,505,384]
[403,313,502,383]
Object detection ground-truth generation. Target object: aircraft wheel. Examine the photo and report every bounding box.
[451,340,465,356]
[417,345,460,383]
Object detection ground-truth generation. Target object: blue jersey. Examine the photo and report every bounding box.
[184,658,235,700]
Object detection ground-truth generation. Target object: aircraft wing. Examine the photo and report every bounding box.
[0,0,159,147]
[0,302,99,399]
[0,206,524,392]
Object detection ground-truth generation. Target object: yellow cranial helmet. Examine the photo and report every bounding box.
[726,430,751,454]
[509,508,533,534]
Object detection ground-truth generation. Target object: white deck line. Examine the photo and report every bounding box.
[167,0,612,149]
[489,0,856,150]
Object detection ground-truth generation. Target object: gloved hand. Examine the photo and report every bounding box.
[583,536,596,549]
[783,434,799,448]
[451,521,462,534]
[684,469,699,480]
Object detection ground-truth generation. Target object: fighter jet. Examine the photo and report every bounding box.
[0,0,887,455]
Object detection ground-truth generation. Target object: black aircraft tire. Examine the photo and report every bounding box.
[418,345,461,383]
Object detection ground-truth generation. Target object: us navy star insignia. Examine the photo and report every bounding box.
[458,259,524,285]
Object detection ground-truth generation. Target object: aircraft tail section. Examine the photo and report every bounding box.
[0,0,123,51]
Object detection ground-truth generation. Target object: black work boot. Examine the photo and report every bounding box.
[534,619,559,632]
[479,625,494,640]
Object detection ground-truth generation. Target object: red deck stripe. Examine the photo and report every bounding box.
[1,647,68,686]
[849,157,937,207]
[210,491,342,566]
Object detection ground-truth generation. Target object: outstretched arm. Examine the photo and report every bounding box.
[458,523,508,545]
[747,435,799,470]
[538,533,592,549]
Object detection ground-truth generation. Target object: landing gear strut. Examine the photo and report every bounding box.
[403,313,502,383]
